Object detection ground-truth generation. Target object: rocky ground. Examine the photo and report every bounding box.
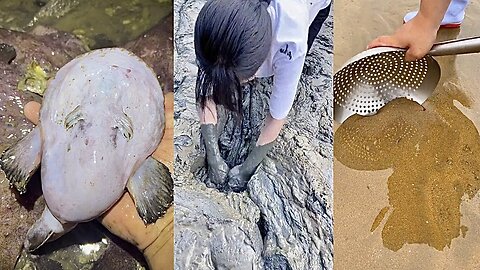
[173,1,334,269]
[0,6,172,269]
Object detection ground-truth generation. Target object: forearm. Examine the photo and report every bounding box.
[198,99,218,124]
[257,114,286,146]
[198,99,229,185]
[143,207,174,270]
[227,114,282,191]
[417,0,452,28]
[198,99,221,164]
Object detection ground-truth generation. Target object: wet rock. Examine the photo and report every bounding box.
[0,43,16,64]
[30,0,172,49]
[174,0,333,268]
[125,13,174,93]
[0,27,86,67]
[0,2,42,31]
[0,27,85,269]
[33,0,81,21]
[0,172,44,269]
[14,222,147,270]
[174,185,263,269]
[264,254,293,270]
[35,0,49,8]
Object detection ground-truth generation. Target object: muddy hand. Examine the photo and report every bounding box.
[227,141,275,192]
[208,161,229,187]
[367,13,439,61]
[227,164,251,192]
[24,100,174,270]
[201,124,229,185]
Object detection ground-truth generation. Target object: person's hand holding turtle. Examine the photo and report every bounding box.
[23,92,175,270]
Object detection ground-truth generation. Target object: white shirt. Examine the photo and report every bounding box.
[256,0,331,119]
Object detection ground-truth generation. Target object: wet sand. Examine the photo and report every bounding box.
[334,0,480,269]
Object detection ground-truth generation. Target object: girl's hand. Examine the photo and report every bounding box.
[207,157,230,186]
[227,164,250,192]
[227,141,275,192]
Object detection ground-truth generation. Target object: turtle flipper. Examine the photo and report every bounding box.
[0,127,42,194]
[25,206,77,252]
[127,157,173,224]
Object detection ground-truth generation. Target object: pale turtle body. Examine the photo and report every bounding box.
[0,48,173,251]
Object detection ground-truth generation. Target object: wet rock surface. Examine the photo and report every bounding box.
[174,0,333,268]
[0,0,172,50]
[14,222,147,270]
[174,185,263,269]
[0,28,85,269]
[125,13,174,93]
[0,11,172,269]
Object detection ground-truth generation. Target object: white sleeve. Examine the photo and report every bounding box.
[268,4,309,120]
[269,49,306,119]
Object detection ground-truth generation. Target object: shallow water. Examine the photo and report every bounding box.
[334,0,480,269]
[0,0,42,31]
[0,0,171,48]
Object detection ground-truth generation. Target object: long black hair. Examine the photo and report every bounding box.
[194,0,272,116]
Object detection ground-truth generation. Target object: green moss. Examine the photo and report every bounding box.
[17,60,50,96]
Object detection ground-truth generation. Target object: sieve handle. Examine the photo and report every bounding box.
[429,37,480,56]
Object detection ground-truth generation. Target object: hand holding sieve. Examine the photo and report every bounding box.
[334,36,480,123]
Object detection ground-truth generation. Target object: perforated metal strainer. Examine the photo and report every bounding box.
[334,36,480,123]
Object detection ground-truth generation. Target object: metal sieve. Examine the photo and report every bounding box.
[334,36,480,123]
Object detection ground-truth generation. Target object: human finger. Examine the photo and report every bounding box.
[24,101,41,125]
[367,35,404,49]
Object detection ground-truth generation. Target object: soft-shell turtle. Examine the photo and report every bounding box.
[0,48,173,251]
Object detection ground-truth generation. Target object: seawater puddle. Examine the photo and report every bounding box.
[335,86,480,251]
[334,0,480,268]
[36,0,171,48]
[0,0,172,48]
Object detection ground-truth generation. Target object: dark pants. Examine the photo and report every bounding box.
[307,2,331,52]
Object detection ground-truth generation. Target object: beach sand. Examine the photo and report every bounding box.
[334,1,480,269]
